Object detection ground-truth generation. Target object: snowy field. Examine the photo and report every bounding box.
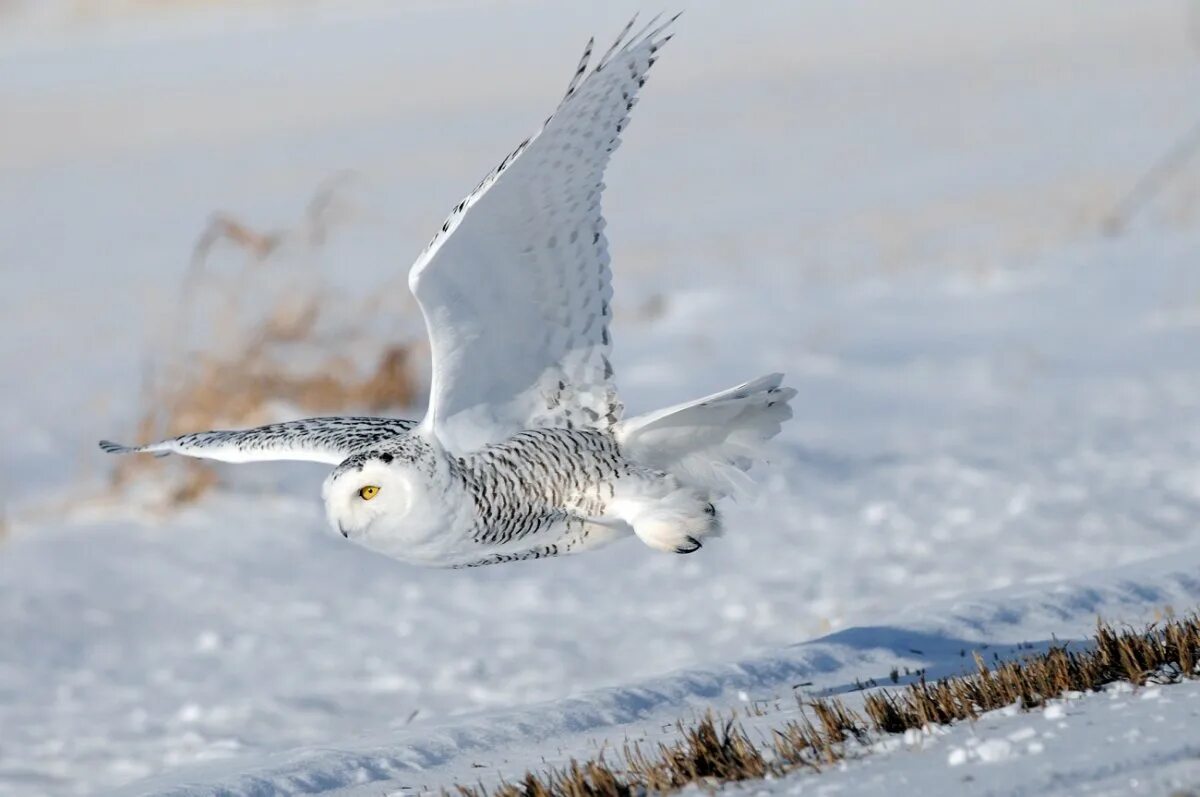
[3,1,1200,794]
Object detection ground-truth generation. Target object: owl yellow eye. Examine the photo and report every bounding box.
[358,485,380,501]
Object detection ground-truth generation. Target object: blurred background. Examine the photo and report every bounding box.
[3,1,1200,794]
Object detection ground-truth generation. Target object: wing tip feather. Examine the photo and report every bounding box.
[99,439,170,458]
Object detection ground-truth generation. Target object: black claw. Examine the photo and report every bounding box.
[703,503,716,516]
[675,536,702,554]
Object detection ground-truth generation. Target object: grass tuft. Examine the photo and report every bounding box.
[626,713,772,789]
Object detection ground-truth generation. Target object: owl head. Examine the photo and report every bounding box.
[323,451,411,538]
[321,437,454,561]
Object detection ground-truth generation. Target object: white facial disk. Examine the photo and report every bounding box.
[322,458,412,544]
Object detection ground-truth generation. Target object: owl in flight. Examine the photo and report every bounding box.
[101,15,795,568]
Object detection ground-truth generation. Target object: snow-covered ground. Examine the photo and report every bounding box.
[2,1,1200,794]
[105,548,1200,795]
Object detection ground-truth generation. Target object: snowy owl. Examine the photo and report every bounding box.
[100,15,796,569]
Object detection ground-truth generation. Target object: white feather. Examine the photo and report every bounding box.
[615,374,797,496]
[408,16,677,454]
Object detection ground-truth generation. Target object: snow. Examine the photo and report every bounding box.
[3,0,1200,795]
[99,548,1200,795]
[747,677,1200,796]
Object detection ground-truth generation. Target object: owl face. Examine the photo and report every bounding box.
[322,455,415,543]
[321,446,462,565]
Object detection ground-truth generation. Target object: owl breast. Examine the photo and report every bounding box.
[455,427,630,549]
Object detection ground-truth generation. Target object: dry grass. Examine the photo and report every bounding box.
[1102,116,1200,235]
[863,616,1200,733]
[454,716,774,797]
[451,614,1200,796]
[626,714,773,789]
[110,176,420,505]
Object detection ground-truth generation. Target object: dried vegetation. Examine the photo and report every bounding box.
[453,614,1200,796]
[110,176,420,505]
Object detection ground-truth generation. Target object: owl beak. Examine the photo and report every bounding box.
[338,522,350,539]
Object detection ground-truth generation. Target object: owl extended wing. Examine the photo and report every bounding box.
[99,417,416,465]
[409,15,677,453]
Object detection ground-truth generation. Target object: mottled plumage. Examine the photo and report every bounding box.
[101,16,797,569]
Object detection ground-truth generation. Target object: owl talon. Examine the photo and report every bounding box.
[675,536,702,554]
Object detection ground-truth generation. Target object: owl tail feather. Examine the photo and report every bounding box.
[613,373,795,497]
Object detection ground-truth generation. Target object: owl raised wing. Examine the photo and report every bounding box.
[409,14,677,453]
